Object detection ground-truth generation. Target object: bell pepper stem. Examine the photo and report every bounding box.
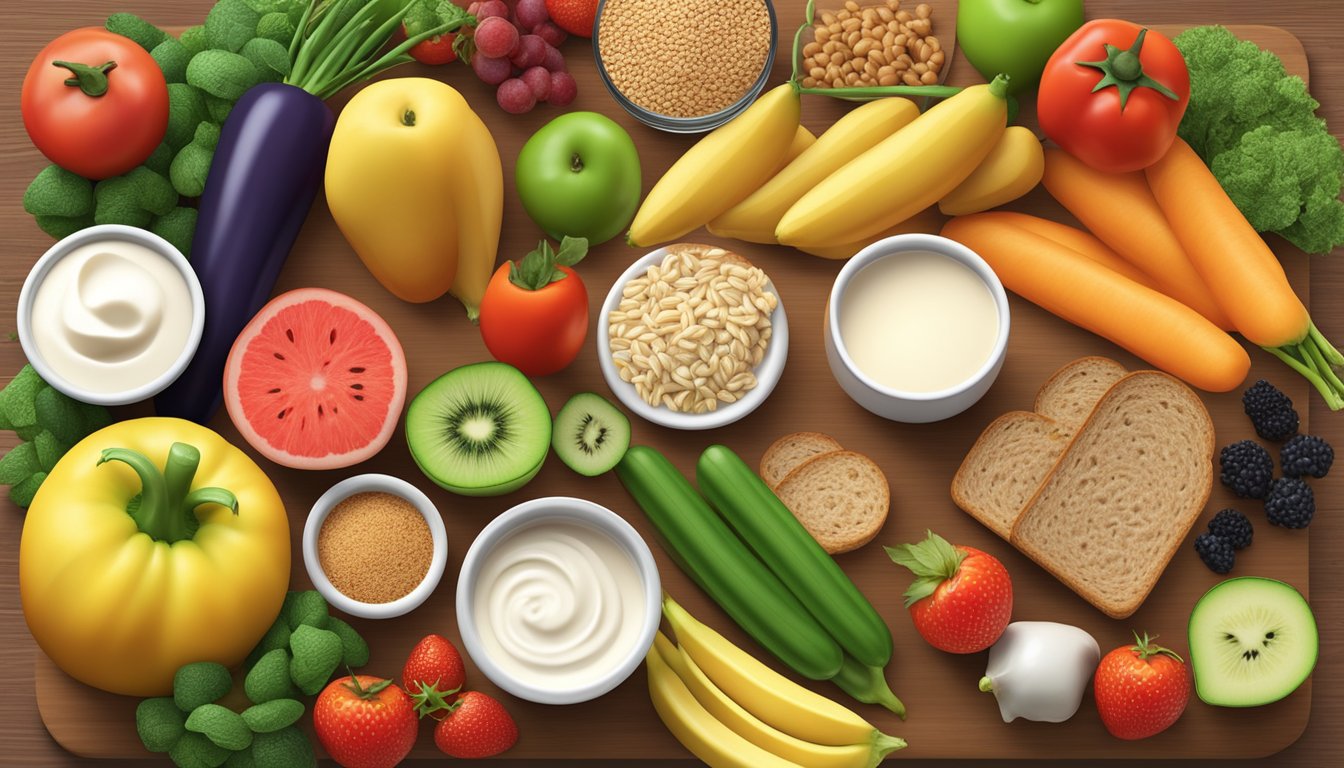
[52,60,117,97]
[98,442,239,543]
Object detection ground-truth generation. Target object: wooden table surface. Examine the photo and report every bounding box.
[2,1,1342,766]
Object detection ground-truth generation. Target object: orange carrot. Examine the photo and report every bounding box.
[966,212,1159,290]
[943,214,1250,393]
[1041,148,1233,330]
[1146,138,1343,409]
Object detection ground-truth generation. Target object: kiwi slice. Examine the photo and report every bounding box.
[551,393,631,476]
[1188,576,1318,707]
[406,362,551,496]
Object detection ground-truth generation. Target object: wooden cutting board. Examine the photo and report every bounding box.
[27,15,1315,761]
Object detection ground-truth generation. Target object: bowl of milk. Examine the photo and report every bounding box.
[824,234,1010,423]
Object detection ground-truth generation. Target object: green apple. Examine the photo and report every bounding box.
[515,112,641,246]
[957,0,1084,94]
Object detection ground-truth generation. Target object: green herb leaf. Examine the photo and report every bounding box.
[174,662,233,712]
[169,730,232,768]
[0,442,39,485]
[326,617,370,667]
[554,236,589,267]
[241,699,305,733]
[8,471,46,507]
[135,697,187,753]
[250,725,315,768]
[244,648,297,704]
[33,430,68,472]
[205,0,263,53]
[507,237,589,291]
[884,530,966,608]
[281,589,329,631]
[186,704,253,751]
[0,365,43,429]
[288,625,343,696]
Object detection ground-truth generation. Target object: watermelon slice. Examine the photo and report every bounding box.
[224,288,407,470]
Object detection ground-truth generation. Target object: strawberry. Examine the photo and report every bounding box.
[403,633,467,716]
[313,675,418,768]
[545,0,598,38]
[432,690,519,759]
[885,530,1013,654]
[1094,632,1191,740]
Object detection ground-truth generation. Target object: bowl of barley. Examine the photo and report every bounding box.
[594,0,779,133]
[800,1,953,98]
[599,244,789,430]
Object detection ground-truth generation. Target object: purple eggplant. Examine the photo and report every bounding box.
[154,84,334,423]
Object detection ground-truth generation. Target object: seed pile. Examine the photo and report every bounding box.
[802,1,944,89]
[610,245,777,414]
[318,492,432,604]
[598,0,773,118]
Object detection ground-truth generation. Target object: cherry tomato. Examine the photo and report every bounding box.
[21,28,169,180]
[479,263,588,376]
[404,23,458,65]
[1037,19,1189,173]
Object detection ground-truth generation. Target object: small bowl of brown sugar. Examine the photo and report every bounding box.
[303,474,448,619]
[594,0,778,132]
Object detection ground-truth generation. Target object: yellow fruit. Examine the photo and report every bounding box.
[776,75,1010,248]
[796,207,945,260]
[710,98,920,244]
[628,84,801,247]
[939,126,1045,216]
[781,124,819,168]
[446,109,504,320]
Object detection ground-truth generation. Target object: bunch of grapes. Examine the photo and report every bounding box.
[468,0,578,114]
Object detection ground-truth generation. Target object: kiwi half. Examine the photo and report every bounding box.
[406,362,551,496]
[552,392,631,476]
[1188,576,1318,707]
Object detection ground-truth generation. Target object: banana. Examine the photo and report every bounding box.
[446,106,503,321]
[939,126,1045,216]
[654,634,905,768]
[663,595,882,747]
[709,98,920,244]
[647,644,804,768]
[777,75,1011,248]
[797,206,945,260]
[628,84,801,247]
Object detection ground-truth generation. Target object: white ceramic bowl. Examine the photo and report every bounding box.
[824,233,1011,423]
[598,247,789,430]
[16,224,205,406]
[303,474,448,620]
[456,497,661,705]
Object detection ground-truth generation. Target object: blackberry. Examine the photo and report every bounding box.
[1242,380,1299,441]
[1194,533,1235,574]
[1265,477,1315,529]
[1208,508,1254,550]
[1218,440,1274,499]
[1281,434,1334,479]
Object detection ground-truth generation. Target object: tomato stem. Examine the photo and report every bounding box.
[52,59,117,97]
[1076,28,1179,111]
[97,442,238,543]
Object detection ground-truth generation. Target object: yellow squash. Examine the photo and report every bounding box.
[776,75,1010,248]
[709,98,920,244]
[628,84,801,247]
[325,78,502,315]
[20,418,290,696]
[939,126,1045,216]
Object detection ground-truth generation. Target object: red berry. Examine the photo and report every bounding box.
[547,71,577,105]
[475,0,509,19]
[402,634,466,698]
[516,0,550,30]
[497,78,537,114]
[433,691,519,759]
[541,42,566,72]
[1094,633,1191,740]
[521,66,552,101]
[510,34,546,69]
[468,1,481,15]
[887,532,1013,654]
[545,0,597,38]
[533,20,568,48]
[474,16,519,58]
[472,52,513,85]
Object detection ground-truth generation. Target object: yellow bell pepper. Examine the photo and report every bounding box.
[19,418,290,696]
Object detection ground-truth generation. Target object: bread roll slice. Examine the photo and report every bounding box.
[951,413,1072,540]
[1034,356,1128,431]
[1010,371,1214,619]
[760,432,844,488]
[773,451,889,554]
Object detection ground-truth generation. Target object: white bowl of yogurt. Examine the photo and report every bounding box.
[17,225,204,406]
[457,496,661,705]
[824,233,1010,423]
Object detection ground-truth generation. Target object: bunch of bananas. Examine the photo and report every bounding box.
[628,75,1044,260]
[649,596,905,768]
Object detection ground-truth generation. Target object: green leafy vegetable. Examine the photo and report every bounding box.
[288,625,343,696]
[105,12,169,52]
[206,0,264,53]
[240,37,292,80]
[169,731,233,768]
[144,142,177,177]
[23,165,94,220]
[281,590,329,630]
[0,366,43,430]
[172,123,224,198]
[31,215,94,239]
[32,430,68,472]
[222,748,257,768]
[8,472,46,507]
[326,616,370,667]
[0,366,110,508]
[167,83,209,151]
[186,704,253,751]
[153,207,201,258]
[509,236,589,291]
[1174,25,1344,254]
[244,648,298,703]
[181,25,209,56]
[136,697,188,753]
[188,50,262,100]
[173,662,233,712]
[204,94,237,124]
[250,726,315,768]
[153,37,193,83]
[241,699,305,733]
[254,12,298,45]
[0,442,39,485]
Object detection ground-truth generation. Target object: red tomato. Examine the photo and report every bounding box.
[1037,19,1189,173]
[403,22,458,65]
[479,263,588,376]
[21,28,169,180]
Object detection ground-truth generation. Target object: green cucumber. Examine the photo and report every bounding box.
[615,445,843,680]
[831,653,906,718]
[696,445,894,668]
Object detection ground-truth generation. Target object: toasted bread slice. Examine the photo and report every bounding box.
[773,451,890,554]
[1034,356,1128,431]
[760,432,844,488]
[1010,371,1214,619]
[951,413,1072,540]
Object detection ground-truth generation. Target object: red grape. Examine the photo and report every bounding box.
[541,42,566,72]
[521,66,552,101]
[472,52,513,85]
[475,16,519,58]
[533,21,568,48]
[475,0,509,19]
[548,71,577,106]
[510,34,546,69]
[516,0,550,30]
[497,78,537,114]
[467,1,481,15]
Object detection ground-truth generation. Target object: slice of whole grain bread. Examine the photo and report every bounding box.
[760,432,844,488]
[1034,356,1128,431]
[773,450,890,554]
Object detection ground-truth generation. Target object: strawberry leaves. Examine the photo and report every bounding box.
[885,530,966,608]
[508,235,588,291]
